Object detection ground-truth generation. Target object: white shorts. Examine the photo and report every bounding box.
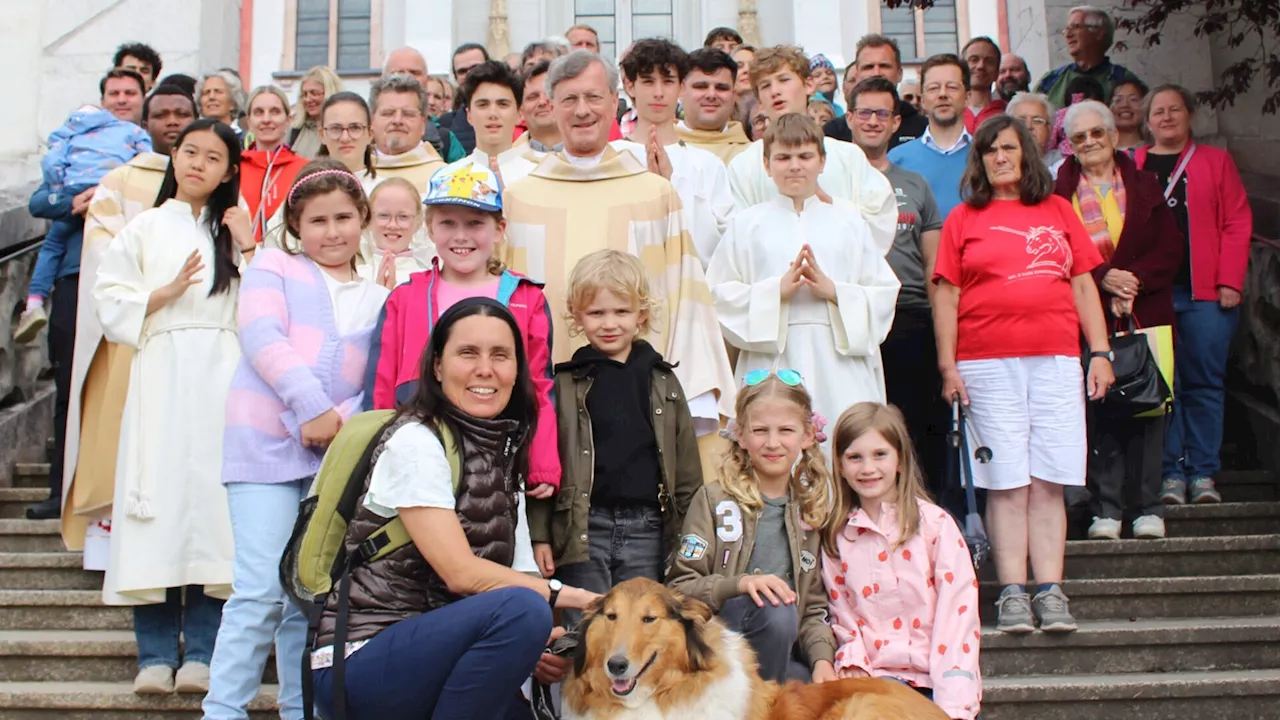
[957,355,1086,491]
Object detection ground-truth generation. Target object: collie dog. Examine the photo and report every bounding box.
[562,578,950,720]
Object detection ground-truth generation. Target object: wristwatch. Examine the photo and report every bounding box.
[1089,350,1115,362]
[547,579,563,609]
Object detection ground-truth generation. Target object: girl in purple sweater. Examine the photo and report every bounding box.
[204,158,390,719]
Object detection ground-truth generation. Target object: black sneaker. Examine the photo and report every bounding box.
[25,498,61,520]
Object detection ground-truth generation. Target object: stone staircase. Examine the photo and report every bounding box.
[2,464,1278,718]
[979,470,1280,720]
[0,465,277,718]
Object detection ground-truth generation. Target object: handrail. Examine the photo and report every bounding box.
[0,236,44,265]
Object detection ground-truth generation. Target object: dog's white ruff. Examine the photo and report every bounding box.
[563,629,757,720]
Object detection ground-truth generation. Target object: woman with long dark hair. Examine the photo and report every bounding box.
[93,118,255,694]
[311,298,599,719]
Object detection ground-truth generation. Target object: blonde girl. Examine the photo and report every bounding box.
[820,402,981,720]
[360,177,431,288]
[668,372,838,684]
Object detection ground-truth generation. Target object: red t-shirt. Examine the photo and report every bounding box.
[933,195,1102,361]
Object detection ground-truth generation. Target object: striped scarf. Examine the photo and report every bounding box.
[1076,166,1126,261]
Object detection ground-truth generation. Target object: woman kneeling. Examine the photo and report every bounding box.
[311,298,597,719]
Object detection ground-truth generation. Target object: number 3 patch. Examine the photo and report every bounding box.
[715,500,744,542]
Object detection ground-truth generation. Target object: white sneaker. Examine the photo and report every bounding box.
[1133,515,1166,539]
[1088,517,1122,540]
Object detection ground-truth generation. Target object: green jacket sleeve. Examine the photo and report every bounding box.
[527,495,552,545]
[798,537,837,668]
[671,380,704,521]
[666,485,743,610]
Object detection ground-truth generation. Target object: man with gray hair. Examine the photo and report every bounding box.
[368,73,446,190]
[383,47,466,162]
[502,50,736,473]
[1035,5,1140,109]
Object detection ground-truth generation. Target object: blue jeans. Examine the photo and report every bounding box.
[1163,286,1239,480]
[27,181,90,298]
[204,480,311,720]
[719,596,810,683]
[312,587,551,720]
[134,585,224,670]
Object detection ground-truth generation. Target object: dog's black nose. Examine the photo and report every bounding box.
[607,654,630,676]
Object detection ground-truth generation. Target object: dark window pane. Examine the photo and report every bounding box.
[575,14,615,43]
[336,0,371,71]
[633,14,672,39]
[338,0,370,14]
[924,33,958,56]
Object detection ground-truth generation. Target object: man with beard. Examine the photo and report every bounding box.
[823,34,927,150]
[57,85,196,542]
[962,36,1006,132]
[369,73,446,190]
[998,53,1032,101]
[676,48,752,164]
[887,53,971,217]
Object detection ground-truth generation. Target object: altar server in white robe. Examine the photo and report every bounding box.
[709,114,900,442]
[93,119,254,694]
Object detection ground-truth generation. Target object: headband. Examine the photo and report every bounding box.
[286,168,363,207]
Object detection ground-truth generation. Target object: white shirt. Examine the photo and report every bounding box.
[319,269,390,336]
[364,420,538,574]
[921,126,973,156]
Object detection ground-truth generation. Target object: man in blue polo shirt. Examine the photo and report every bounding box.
[886,53,971,218]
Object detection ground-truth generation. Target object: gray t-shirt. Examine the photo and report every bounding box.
[883,164,944,310]
[746,494,795,588]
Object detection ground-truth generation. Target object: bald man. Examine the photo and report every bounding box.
[383,46,465,161]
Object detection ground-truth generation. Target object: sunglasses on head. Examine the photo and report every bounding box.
[744,369,804,387]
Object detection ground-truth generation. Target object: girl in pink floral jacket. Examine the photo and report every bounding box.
[820,403,981,720]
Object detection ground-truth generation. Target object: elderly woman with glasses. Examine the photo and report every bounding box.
[1007,92,1062,174]
[1054,100,1184,540]
[1136,84,1253,506]
[933,115,1113,636]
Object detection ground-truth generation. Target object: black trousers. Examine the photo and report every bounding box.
[1087,408,1165,521]
[881,306,961,515]
[46,273,78,501]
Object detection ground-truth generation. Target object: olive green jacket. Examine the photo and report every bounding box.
[527,354,703,568]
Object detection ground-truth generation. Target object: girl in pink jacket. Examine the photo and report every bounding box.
[364,160,560,495]
[820,402,981,720]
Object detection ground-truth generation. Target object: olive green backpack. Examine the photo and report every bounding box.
[278,409,461,720]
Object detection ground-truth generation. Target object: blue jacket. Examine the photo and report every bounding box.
[41,107,151,189]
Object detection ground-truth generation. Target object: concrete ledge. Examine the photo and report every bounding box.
[0,382,52,488]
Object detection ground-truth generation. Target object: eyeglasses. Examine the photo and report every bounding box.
[556,92,609,110]
[853,108,895,122]
[377,108,424,121]
[1015,115,1049,127]
[1064,22,1101,34]
[901,94,917,103]
[1069,127,1109,145]
[323,123,368,140]
[743,369,804,387]
[373,212,418,227]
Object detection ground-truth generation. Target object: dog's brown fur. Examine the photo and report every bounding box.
[564,578,952,720]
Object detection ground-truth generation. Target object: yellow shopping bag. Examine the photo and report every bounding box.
[1129,324,1174,418]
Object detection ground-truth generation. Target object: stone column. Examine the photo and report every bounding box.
[738,0,761,46]
[488,0,511,59]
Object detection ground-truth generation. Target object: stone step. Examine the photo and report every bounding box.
[980,575,1280,623]
[0,591,131,631]
[0,681,277,719]
[12,464,51,490]
[1164,502,1280,537]
[981,616,1280,677]
[1214,470,1278,502]
[1060,534,1280,580]
[0,631,277,684]
[0,520,64,553]
[0,553,101,590]
[0,489,51,519]
[983,668,1280,720]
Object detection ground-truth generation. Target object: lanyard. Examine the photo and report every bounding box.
[1162,144,1196,203]
[252,146,285,241]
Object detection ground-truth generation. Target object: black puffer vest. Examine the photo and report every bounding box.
[315,409,525,648]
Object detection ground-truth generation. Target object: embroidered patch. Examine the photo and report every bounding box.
[678,534,709,560]
[715,500,744,542]
[799,550,817,572]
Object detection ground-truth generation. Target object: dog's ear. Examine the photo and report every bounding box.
[571,597,604,677]
[670,593,716,672]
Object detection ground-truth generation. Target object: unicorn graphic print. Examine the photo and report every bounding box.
[991,224,1074,283]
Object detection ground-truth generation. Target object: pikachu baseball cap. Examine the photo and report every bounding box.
[424,159,504,213]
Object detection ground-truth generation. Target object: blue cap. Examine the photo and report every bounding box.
[424,160,503,212]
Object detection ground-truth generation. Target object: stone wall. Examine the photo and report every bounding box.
[0,183,50,405]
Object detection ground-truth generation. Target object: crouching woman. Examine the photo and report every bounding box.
[311,298,599,719]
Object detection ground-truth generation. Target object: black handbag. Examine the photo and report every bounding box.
[1094,316,1171,417]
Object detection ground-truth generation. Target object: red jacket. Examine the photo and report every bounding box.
[964,99,1006,134]
[1055,151,1183,329]
[241,145,310,243]
[364,265,561,489]
[1135,143,1253,301]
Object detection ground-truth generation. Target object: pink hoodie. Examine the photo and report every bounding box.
[822,498,981,720]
